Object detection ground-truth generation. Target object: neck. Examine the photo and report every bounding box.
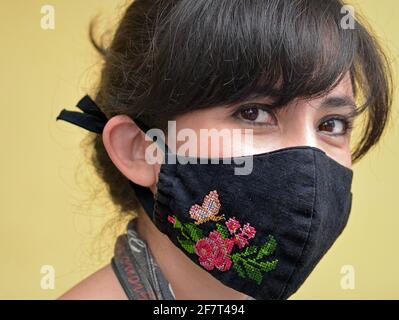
[135,211,248,300]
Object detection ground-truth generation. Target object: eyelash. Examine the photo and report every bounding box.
[232,104,355,136]
[317,115,354,136]
[232,103,277,127]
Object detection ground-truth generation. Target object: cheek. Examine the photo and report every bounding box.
[317,129,353,169]
[343,151,353,168]
[337,150,352,169]
[338,136,353,168]
[325,145,352,169]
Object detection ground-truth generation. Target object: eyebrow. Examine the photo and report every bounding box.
[242,92,358,115]
[318,95,357,111]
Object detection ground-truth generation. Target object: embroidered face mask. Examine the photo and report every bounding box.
[56,95,354,300]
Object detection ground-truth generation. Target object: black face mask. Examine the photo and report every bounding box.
[132,146,353,300]
[57,95,353,300]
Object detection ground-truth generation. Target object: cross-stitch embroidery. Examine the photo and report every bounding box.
[168,190,278,285]
[189,190,225,224]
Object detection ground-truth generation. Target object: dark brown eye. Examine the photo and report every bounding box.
[240,107,259,121]
[235,105,276,126]
[318,118,348,135]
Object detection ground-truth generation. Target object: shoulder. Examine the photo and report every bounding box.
[58,264,127,300]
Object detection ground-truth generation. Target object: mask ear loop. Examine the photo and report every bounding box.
[132,119,174,222]
[128,118,169,221]
[56,94,169,222]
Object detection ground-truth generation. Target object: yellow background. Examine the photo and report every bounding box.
[0,0,398,299]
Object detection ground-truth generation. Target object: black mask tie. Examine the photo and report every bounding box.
[56,95,159,220]
[56,95,108,134]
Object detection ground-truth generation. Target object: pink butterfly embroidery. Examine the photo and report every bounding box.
[189,190,225,225]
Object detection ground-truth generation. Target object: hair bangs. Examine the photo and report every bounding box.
[148,0,358,115]
[93,0,392,162]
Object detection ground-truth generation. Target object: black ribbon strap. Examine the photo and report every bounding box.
[56,94,157,220]
[56,95,152,134]
[56,95,108,134]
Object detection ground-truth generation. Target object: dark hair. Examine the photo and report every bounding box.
[87,0,393,215]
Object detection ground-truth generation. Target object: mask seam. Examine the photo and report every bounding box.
[276,150,318,299]
[153,163,172,226]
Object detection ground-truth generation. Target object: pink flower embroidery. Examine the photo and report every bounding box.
[225,217,241,234]
[225,218,256,249]
[194,231,234,271]
[242,223,256,239]
[234,233,249,249]
[167,190,278,282]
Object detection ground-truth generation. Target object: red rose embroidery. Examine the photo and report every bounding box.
[194,231,234,271]
[167,190,278,285]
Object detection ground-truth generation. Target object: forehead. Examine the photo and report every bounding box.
[329,73,354,97]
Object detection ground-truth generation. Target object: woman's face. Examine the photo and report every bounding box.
[103,72,356,192]
[171,72,355,169]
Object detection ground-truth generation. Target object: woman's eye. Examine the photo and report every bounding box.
[318,118,350,136]
[235,105,276,126]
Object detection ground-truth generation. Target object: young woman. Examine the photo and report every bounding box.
[56,0,392,300]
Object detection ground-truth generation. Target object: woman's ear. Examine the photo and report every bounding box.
[102,115,157,188]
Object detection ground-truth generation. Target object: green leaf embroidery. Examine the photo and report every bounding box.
[242,261,263,285]
[177,236,195,254]
[258,259,279,272]
[242,246,258,257]
[232,261,246,279]
[256,235,277,260]
[230,235,278,285]
[169,211,279,285]
[184,223,204,242]
[216,223,230,239]
[174,217,182,230]
[170,216,204,242]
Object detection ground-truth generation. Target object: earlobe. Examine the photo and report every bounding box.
[102,115,157,188]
